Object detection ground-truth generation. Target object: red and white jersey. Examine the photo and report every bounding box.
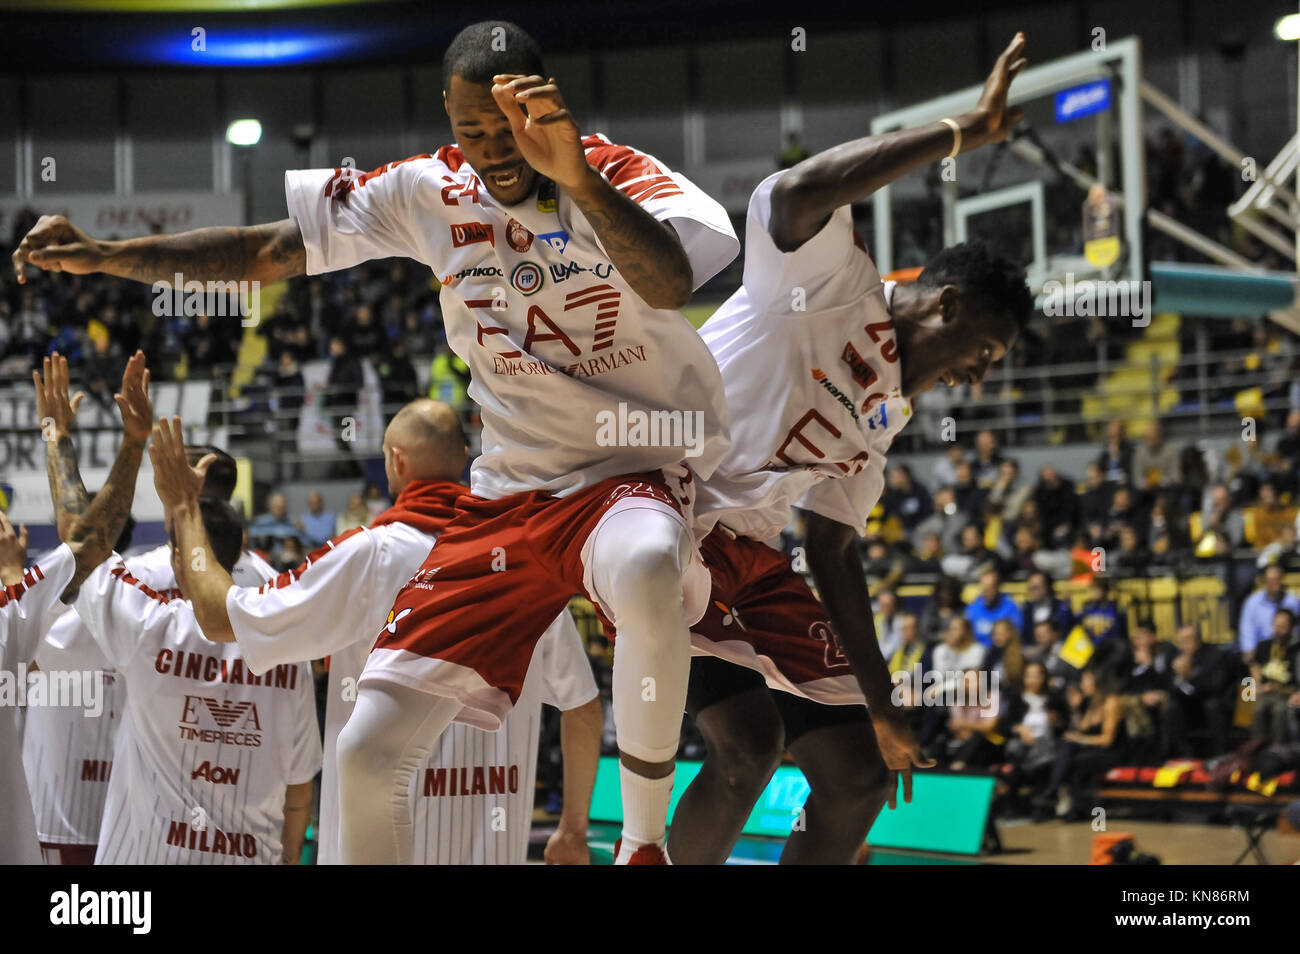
[408,613,596,865]
[695,172,914,544]
[284,136,739,500]
[22,546,272,847]
[224,518,596,864]
[1,545,77,864]
[72,555,321,865]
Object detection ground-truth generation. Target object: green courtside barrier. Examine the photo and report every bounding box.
[589,757,996,856]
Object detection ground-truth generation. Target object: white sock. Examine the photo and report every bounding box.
[616,763,675,864]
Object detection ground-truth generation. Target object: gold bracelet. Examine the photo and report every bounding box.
[939,117,961,159]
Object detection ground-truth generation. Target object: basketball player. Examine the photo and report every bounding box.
[15,20,738,864]
[668,33,1034,863]
[151,400,602,864]
[0,351,153,864]
[31,355,321,863]
[25,444,273,865]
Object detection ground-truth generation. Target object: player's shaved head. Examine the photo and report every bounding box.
[383,399,468,492]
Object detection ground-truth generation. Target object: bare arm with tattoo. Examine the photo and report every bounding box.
[14,215,305,286]
[490,74,694,310]
[36,351,154,597]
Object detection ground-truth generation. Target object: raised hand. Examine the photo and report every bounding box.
[116,350,153,445]
[149,416,214,512]
[972,32,1028,147]
[12,215,108,284]
[0,510,29,586]
[490,74,590,191]
[33,353,85,439]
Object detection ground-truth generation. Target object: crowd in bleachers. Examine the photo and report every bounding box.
[838,424,1300,818]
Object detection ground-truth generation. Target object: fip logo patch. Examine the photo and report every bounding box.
[511,262,544,296]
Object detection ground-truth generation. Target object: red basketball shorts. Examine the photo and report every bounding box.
[688,528,865,706]
[359,468,709,729]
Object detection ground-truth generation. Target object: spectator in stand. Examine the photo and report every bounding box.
[941,524,999,582]
[951,460,988,518]
[933,444,967,488]
[326,335,364,478]
[295,492,336,549]
[888,612,927,677]
[1077,576,1128,661]
[186,311,236,374]
[1252,483,1298,549]
[883,464,932,532]
[873,589,903,662]
[1200,482,1245,550]
[1249,607,1300,744]
[376,341,420,413]
[82,328,126,413]
[1021,571,1073,644]
[1111,524,1148,573]
[862,539,905,591]
[336,491,371,534]
[250,492,299,556]
[1026,619,1073,690]
[1238,564,1300,662]
[989,618,1025,691]
[1132,421,1181,489]
[946,669,1003,771]
[1035,665,1127,818]
[399,310,435,356]
[915,486,965,555]
[1166,624,1233,756]
[344,304,386,359]
[972,430,1005,489]
[966,568,1024,648]
[988,457,1033,523]
[1125,620,1176,761]
[275,535,307,573]
[1096,419,1134,485]
[1095,484,1145,551]
[1003,524,1043,577]
[906,531,944,575]
[1257,522,1300,571]
[429,338,471,409]
[1033,466,1079,548]
[363,482,391,520]
[1003,660,1064,783]
[922,617,987,753]
[299,276,343,349]
[921,575,966,644]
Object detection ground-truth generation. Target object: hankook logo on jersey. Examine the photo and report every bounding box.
[811,369,859,423]
[442,265,503,283]
[511,262,544,296]
[506,218,534,253]
[450,222,495,248]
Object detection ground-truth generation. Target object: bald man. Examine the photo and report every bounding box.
[156,399,601,864]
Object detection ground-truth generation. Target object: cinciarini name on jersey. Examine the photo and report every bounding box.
[153,649,300,690]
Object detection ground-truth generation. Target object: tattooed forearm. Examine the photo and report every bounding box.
[102,219,305,286]
[46,435,90,541]
[567,174,693,310]
[64,436,146,594]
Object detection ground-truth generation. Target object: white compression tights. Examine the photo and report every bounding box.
[585,506,696,765]
[336,682,461,864]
